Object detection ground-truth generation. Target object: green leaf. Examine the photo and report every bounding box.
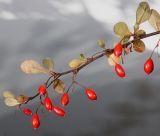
[148,9,160,31]
[53,79,65,94]
[20,59,49,74]
[114,22,131,38]
[42,57,54,71]
[136,30,146,37]
[136,2,151,25]
[97,40,105,49]
[79,54,86,60]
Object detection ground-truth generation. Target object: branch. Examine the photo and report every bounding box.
[22,30,160,104]
[57,31,160,76]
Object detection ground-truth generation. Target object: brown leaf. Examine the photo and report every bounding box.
[16,95,29,104]
[53,79,65,94]
[133,40,145,53]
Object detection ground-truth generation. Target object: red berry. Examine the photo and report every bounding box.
[38,84,47,95]
[144,58,154,75]
[22,108,32,116]
[115,63,125,78]
[32,114,40,129]
[44,96,53,112]
[114,42,123,57]
[61,93,69,106]
[86,88,97,100]
[53,106,65,117]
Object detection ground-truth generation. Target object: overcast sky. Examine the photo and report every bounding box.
[0,0,160,136]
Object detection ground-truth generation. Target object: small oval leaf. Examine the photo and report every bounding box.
[97,40,105,49]
[20,60,48,74]
[107,53,121,66]
[136,2,151,25]
[136,30,146,37]
[133,40,145,53]
[148,9,160,31]
[42,57,54,71]
[114,22,131,38]
[68,59,86,69]
[16,95,29,104]
[4,98,19,107]
[3,91,15,98]
[79,54,86,61]
[53,79,65,94]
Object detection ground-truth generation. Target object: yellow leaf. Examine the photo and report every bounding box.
[97,40,105,49]
[107,53,120,66]
[42,57,54,71]
[20,59,49,74]
[68,59,86,69]
[3,91,15,98]
[114,22,131,38]
[157,22,160,30]
[4,98,19,107]
[136,2,151,25]
[148,9,160,31]
[134,24,139,33]
[133,40,145,53]
[53,79,65,94]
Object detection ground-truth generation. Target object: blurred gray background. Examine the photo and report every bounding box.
[0,0,160,136]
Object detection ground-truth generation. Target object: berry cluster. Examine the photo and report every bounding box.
[19,83,97,129]
[113,40,159,78]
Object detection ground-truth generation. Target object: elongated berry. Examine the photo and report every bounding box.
[114,43,123,57]
[144,58,154,75]
[53,106,65,117]
[38,84,47,95]
[61,93,69,106]
[44,96,53,112]
[115,63,125,78]
[32,114,40,129]
[86,88,97,100]
[22,108,32,116]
